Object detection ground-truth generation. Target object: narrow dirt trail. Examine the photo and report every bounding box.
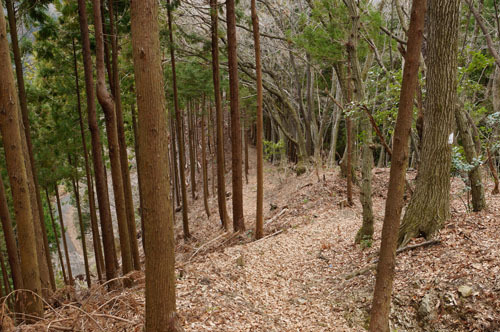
[176,149,367,331]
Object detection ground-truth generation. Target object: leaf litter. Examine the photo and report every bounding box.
[4,152,500,331]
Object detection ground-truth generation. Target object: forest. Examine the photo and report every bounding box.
[0,0,499,331]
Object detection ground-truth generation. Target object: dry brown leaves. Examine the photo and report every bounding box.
[6,155,500,331]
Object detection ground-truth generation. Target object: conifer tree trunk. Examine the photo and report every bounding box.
[131,103,147,254]
[188,103,197,199]
[108,0,141,270]
[170,113,181,208]
[55,185,74,286]
[0,175,24,292]
[369,1,426,330]
[0,2,43,316]
[46,188,68,286]
[399,0,460,246]
[88,171,106,281]
[72,39,105,283]
[210,0,230,230]
[70,166,92,288]
[166,0,190,239]
[130,0,182,329]
[92,0,134,275]
[22,134,52,293]
[77,0,118,282]
[5,0,55,292]
[201,107,211,218]
[251,0,264,239]
[0,252,10,298]
[243,110,249,185]
[226,0,246,232]
[209,106,216,197]
[455,108,486,211]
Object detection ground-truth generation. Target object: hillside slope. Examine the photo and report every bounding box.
[13,149,500,332]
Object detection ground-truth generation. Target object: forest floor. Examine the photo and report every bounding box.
[10,148,500,332]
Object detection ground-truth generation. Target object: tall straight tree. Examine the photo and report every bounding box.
[55,184,74,286]
[69,156,92,288]
[131,103,147,254]
[226,0,245,232]
[398,0,460,246]
[201,104,211,219]
[0,252,10,299]
[92,0,134,275]
[77,0,118,282]
[167,0,191,239]
[0,0,43,317]
[187,103,197,200]
[130,0,182,330]
[46,188,68,286]
[368,0,427,329]
[72,38,105,282]
[209,0,230,230]
[107,0,141,270]
[251,0,264,240]
[0,174,24,305]
[5,0,56,291]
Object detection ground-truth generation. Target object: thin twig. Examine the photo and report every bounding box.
[187,231,231,262]
[343,239,441,279]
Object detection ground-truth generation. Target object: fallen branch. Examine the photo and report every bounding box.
[92,313,134,323]
[394,239,440,256]
[254,229,283,243]
[187,231,230,262]
[265,208,288,224]
[343,239,441,280]
[344,265,377,280]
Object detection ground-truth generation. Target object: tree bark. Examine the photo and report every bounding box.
[0,3,44,317]
[169,110,181,208]
[131,103,147,254]
[226,0,246,232]
[487,147,500,194]
[346,64,354,206]
[209,106,216,197]
[5,0,55,292]
[455,108,486,211]
[92,0,134,275]
[399,0,460,246]
[55,184,74,286]
[0,251,10,298]
[72,39,105,283]
[201,103,211,219]
[46,188,68,286]
[166,0,190,239]
[188,102,197,200]
[243,110,249,184]
[77,0,118,283]
[369,0,426,330]
[130,0,182,329]
[210,0,230,230]
[251,0,265,240]
[0,174,24,302]
[108,0,141,271]
[70,164,92,287]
